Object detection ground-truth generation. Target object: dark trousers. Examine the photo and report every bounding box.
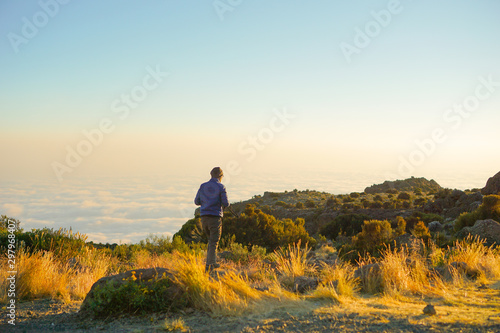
[201,215,222,270]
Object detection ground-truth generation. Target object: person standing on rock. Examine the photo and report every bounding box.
[195,167,230,272]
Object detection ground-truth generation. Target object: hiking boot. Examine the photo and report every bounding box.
[205,263,220,272]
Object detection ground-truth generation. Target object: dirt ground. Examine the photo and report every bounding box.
[3,283,500,333]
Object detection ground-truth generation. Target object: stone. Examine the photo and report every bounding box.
[428,221,444,233]
[438,261,481,280]
[482,171,500,195]
[393,233,420,252]
[423,304,436,316]
[79,267,184,317]
[293,276,319,293]
[463,219,500,246]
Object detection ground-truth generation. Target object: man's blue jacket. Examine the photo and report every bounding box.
[194,178,229,217]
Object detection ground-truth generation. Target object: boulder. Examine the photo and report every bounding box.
[423,304,436,316]
[431,262,480,280]
[79,267,186,318]
[459,219,500,246]
[293,276,319,293]
[393,233,419,251]
[428,221,444,233]
[482,171,500,195]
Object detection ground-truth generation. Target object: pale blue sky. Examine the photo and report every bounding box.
[1,0,499,181]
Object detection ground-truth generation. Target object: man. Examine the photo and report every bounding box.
[194,167,229,272]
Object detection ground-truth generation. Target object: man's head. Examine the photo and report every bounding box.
[210,167,224,180]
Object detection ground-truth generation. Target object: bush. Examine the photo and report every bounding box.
[412,221,431,241]
[414,197,427,206]
[86,271,188,317]
[343,197,354,203]
[305,200,316,208]
[455,195,500,231]
[350,192,360,198]
[370,201,383,209]
[0,227,89,260]
[216,204,316,250]
[275,201,289,208]
[320,214,372,239]
[374,195,383,202]
[404,211,443,230]
[383,201,396,209]
[395,216,406,236]
[295,202,304,209]
[397,192,411,200]
[352,220,393,254]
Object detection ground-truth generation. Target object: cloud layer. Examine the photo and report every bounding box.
[1,171,490,244]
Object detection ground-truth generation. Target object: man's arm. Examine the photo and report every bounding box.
[194,186,202,206]
[220,185,229,208]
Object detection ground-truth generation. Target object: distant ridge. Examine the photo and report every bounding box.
[364,176,442,194]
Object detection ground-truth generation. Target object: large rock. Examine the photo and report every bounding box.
[458,219,500,246]
[428,221,444,233]
[293,276,319,293]
[79,267,186,317]
[393,233,419,250]
[364,177,442,194]
[482,171,500,195]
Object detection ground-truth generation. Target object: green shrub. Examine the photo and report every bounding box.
[87,272,188,317]
[275,201,289,208]
[412,221,431,241]
[404,211,442,231]
[350,192,360,198]
[383,201,396,209]
[374,195,383,202]
[295,202,305,209]
[0,227,89,259]
[455,195,500,231]
[352,220,393,254]
[414,197,427,206]
[216,204,315,250]
[370,201,383,209]
[343,196,354,203]
[320,213,372,239]
[305,200,316,208]
[397,192,411,200]
[395,216,406,236]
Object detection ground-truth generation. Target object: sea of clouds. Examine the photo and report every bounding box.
[1,170,491,244]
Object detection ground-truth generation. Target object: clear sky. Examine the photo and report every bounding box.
[1,0,500,183]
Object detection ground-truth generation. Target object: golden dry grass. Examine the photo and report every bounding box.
[2,237,500,329]
[0,248,110,303]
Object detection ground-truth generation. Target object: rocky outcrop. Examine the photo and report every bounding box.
[457,219,500,246]
[364,177,442,194]
[482,171,500,195]
[424,190,483,219]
